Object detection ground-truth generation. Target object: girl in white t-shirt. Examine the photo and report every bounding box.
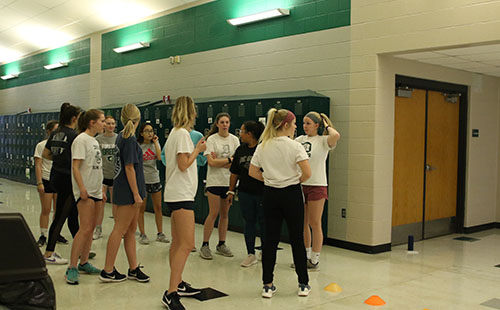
[34,120,60,247]
[295,111,340,270]
[65,109,106,285]
[161,96,206,310]
[249,108,312,298]
[200,112,240,260]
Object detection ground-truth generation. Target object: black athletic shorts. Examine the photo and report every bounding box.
[42,179,56,194]
[146,182,163,194]
[167,201,195,212]
[206,186,229,199]
[76,196,103,204]
[103,178,114,187]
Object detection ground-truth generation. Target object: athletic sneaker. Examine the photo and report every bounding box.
[65,267,79,285]
[241,254,258,267]
[37,235,46,247]
[99,267,127,283]
[216,244,233,257]
[161,291,184,310]
[298,283,311,297]
[78,262,101,274]
[156,232,170,243]
[128,265,150,282]
[261,285,277,298]
[139,234,150,245]
[89,250,96,259]
[45,252,68,265]
[57,235,69,244]
[199,245,212,260]
[93,226,102,240]
[177,281,201,297]
[307,259,320,271]
[191,247,197,253]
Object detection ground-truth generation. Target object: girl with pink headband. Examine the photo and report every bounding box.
[249,108,312,298]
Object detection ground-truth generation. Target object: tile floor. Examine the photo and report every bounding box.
[1,178,500,310]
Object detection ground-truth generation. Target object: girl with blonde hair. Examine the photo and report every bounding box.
[295,111,340,270]
[161,96,206,310]
[100,104,149,283]
[249,108,312,298]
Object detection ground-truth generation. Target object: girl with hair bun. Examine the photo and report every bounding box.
[42,102,81,265]
[249,108,312,298]
[100,104,150,283]
[295,111,340,271]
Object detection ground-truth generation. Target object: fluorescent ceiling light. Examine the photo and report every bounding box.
[17,25,73,49]
[95,1,154,26]
[1,73,19,80]
[44,62,68,70]
[113,42,150,53]
[227,8,290,26]
[0,47,22,63]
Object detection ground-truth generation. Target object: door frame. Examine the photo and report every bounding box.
[395,75,468,236]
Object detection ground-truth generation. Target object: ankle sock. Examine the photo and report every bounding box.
[306,247,312,260]
[311,252,320,264]
[202,241,209,247]
[217,241,225,247]
[40,228,48,236]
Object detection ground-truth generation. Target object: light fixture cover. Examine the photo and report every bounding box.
[113,42,150,53]
[44,62,68,70]
[227,8,290,26]
[1,73,19,80]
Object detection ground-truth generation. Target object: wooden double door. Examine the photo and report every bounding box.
[392,89,460,245]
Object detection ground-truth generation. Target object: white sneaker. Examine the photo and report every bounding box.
[241,254,258,267]
[262,285,277,298]
[156,232,170,243]
[298,284,311,297]
[45,252,68,265]
[93,227,102,240]
[138,234,150,245]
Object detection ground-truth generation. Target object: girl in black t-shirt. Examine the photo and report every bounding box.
[42,103,81,265]
[227,121,265,268]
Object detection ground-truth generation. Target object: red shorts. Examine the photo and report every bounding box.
[302,185,328,202]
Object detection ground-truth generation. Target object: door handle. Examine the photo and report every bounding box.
[426,164,437,171]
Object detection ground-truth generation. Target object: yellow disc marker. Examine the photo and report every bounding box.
[324,283,343,293]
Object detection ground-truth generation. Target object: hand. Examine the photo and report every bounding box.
[37,184,45,194]
[196,138,207,153]
[80,189,89,200]
[226,193,234,206]
[211,152,217,159]
[134,193,143,206]
[152,135,159,143]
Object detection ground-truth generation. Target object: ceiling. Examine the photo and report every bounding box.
[0,0,203,63]
[394,43,500,78]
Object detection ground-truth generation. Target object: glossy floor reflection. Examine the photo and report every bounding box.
[1,178,500,310]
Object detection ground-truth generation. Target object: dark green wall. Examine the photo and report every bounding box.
[0,39,90,90]
[101,0,350,70]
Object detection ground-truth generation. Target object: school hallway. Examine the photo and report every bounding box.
[1,178,499,310]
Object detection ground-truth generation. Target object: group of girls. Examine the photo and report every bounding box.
[33,97,339,309]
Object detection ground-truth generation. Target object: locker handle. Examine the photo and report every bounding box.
[425,164,437,171]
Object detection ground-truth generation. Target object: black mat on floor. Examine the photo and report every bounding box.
[255,246,283,250]
[480,298,500,309]
[192,288,228,301]
[453,236,480,242]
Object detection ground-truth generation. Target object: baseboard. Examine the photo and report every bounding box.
[324,238,391,254]
[463,222,500,234]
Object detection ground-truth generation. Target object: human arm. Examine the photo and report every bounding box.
[324,119,340,148]
[249,164,264,182]
[72,159,88,200]
[42,147,53,161]
[226,173,239,205]
[177,138,206,172]
[125,164,142,205]
[298,159,311,183]
[34,158,44,193]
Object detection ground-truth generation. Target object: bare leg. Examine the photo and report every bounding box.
[202,192,221,242]
[217,197,231,242]
[39,192,53,232]
[308,199,325,253]
[70,199,96,267]
[138,195,148,235]
[151,191,163,234]
[168,209,195,293]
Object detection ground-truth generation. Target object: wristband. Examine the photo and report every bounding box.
[226,190,235,196]
[325,126,331,131]
[228,157,232,164]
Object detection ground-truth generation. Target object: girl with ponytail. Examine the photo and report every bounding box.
[42,102,81,265]
[249,108,312,298]
[100,104,150,283]
[295,111,340,271]
[65,109,105,284]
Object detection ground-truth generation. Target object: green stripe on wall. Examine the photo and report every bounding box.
[102,0,350,70]
[0,39,90,90]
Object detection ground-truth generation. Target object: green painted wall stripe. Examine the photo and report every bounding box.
[102,0,350,70]
[0,39,90,90]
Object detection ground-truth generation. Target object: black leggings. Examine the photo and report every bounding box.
[262,184,308,285]
[46,172,79,252]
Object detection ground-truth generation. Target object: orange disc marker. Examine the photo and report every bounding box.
[364,295,386,306]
